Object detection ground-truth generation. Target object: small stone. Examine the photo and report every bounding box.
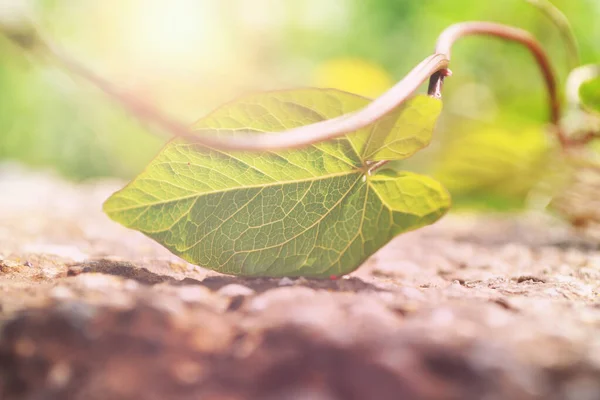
[47,362,72,388]
[50,285,75,300]
[123,279,139,291]
[75,273,122,290]
[176,285,214,303]
[21,244,88,262]
[217,284,255,297]
[172,360,205,385]
[14,338,36,357]
[249,286,316,313]
[278,277,294,286]
[1,259,20,269]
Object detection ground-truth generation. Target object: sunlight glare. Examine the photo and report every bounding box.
[131,0,219,62]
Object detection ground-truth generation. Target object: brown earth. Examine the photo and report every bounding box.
[0,165,599,400]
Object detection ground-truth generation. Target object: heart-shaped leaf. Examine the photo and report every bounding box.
[104,89,449,277]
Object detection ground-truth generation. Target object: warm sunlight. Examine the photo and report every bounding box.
[129,0,222,65]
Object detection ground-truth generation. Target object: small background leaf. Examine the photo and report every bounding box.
[432,123,552,210]
[580,77,600,114]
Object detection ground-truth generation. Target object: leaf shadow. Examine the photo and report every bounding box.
[68,259,186,285]
[68,259,386,293]
[193,275,386,294]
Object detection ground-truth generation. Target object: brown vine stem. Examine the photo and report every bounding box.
[41,39,448,151]
[2,21,560,152]
[428,22,563,146]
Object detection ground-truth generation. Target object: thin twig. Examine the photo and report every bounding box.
[53,48,447,151]
[2,20,561,152]
[1,23,448,151]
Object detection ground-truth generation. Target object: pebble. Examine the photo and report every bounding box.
[278,277,294,286]
[217,284,255,297]
[172,360,205,385]
[50,285,75,300]
[175,285,215,303]
[74,273,123,289]
[47,362,72,388]
[163,285,229,312]
[21,244,88,262]
[249,286,316,313]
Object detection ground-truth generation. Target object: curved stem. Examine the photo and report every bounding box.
[53,45,449,151]
[2,20,561,152]
[1,23,449,151]
[429,22,561,135]
[525,0,580,70]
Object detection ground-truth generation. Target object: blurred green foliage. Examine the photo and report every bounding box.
[581,78,600,113]
[0,0,599,201]
[0,45,162,179]
[432,122,552,209]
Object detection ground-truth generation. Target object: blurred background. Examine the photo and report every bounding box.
[0,0,599,209]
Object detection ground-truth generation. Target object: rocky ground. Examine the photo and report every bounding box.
[0,165,598,400]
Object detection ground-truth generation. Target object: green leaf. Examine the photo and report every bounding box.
[433,123,552,210]
[580,77,600,113]
[104,89,448,277]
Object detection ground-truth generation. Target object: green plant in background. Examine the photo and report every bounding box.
[428,0,582,211]
[580,79,600,112]
[549,63,600,236]
[577,67,600,113]
[432,123,553,210]
[0,17,163,180]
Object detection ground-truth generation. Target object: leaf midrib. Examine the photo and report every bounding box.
[106,170,362,213]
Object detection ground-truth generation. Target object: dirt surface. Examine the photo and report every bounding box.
[0,164,599,400]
